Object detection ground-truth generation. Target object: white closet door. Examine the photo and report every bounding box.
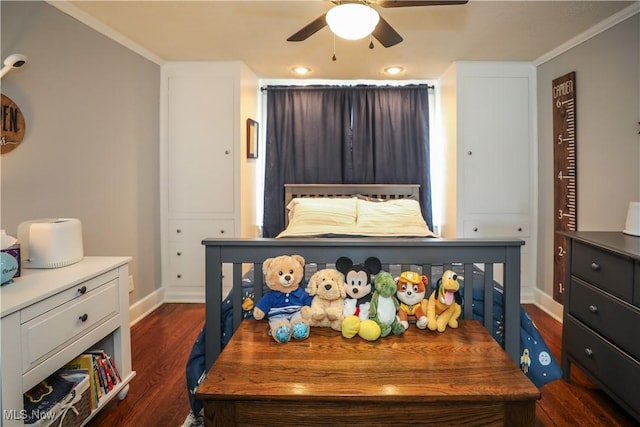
[460,76,530,215]
[167,75,235,215]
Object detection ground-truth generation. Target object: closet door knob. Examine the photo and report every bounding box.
[79,313,88,322]
[591,262,600,271]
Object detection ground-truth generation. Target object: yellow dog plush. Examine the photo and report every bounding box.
[427,270,462,332]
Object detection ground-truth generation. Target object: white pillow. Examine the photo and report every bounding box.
[357,198,429,229]
[287,197,357,226]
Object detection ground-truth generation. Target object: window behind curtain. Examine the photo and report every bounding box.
[262,84,432,237]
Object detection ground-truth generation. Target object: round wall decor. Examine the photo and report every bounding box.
[1,93,26,154]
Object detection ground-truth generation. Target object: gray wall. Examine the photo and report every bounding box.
[1,1,161,305]
[536,14,640,298]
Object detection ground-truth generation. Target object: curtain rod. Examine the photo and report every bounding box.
[260,84,435,92]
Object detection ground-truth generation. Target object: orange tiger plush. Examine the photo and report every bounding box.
[396,271,429,330]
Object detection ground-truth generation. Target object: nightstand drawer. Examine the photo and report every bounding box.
[569,278,640,360]
[564,316,640,415]
[572,241,634,302]
[21,280,119,372]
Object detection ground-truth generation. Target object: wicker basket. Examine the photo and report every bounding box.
[51,371,91,427]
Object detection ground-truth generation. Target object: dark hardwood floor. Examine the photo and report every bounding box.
[88,303,637,426]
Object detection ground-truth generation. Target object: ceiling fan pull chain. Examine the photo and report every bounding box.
[332,34,337,61]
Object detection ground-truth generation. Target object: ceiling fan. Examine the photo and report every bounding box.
[287,0,469,48]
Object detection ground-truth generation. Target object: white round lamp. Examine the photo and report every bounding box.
[326,4,380,41]
[624,202,640,236]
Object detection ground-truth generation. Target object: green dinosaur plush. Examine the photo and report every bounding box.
[369,271,406,337]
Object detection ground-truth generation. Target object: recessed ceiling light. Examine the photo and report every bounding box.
[384,66,404,75]
[291,66,312,75]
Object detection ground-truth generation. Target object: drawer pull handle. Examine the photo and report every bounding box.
[517,227,522,232]
[220,229,225,234]
[584,348,593,357]
[177,252,182,256]
[473,227,478,232]
[590,262,600,271]
[589,305,598,313]
[176,229,181,234]
[177,274,182,279]
[78,286,87,295]
[79,313,88,322]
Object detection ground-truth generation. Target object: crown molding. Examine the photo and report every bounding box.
[534,2,640,66]
[47,1,165,66]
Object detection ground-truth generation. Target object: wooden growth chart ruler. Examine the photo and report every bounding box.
[553,71,577,304]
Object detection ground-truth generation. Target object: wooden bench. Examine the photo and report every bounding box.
[196,320,540,426]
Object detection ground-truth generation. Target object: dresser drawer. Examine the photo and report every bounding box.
[21,280,119,372]
[571,241,634,302]
[569,278,640,360]
[168,219,234,242]
[20,269,118,323]
[564,316,640,416]
[462,220,529,238]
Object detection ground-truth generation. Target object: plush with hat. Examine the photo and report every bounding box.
[253,254,313,343]
[396,271,429,330]
[369,271,406,337]
[301,268,346,331]
[336,256,382,341]
[426,269,462,332]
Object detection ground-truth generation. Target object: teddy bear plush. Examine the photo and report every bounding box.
[301,268,346,331]
[426,269,462,332]
[336,256,382,341]
[253,254,313,343]
[396,271,429,330]
[369,271,406,337]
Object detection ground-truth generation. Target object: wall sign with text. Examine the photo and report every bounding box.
[1,93,26,154]
[552,72,577,304]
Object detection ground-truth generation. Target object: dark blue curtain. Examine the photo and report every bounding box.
[263,84,431,237]
[350,85,432,228]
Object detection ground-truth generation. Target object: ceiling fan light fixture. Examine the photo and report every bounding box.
[326,4,380,41]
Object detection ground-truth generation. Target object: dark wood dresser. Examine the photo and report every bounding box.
[561,231,640,421]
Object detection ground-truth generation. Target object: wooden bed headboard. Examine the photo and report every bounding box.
[284,183,420,208]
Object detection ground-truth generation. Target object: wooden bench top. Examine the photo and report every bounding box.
[197,320,540,425]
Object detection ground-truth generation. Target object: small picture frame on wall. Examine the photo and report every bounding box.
[247,118,258,159]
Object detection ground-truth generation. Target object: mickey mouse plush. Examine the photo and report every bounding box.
[336,256,381,320]
[336,256,382,341]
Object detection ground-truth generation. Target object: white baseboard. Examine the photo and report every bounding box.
[532,289,564,323]
[129,287,165,326]
[163,289,205,303]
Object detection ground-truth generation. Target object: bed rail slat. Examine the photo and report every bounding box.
[483,264,495,332]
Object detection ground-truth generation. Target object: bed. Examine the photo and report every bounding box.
[196,184,559,401]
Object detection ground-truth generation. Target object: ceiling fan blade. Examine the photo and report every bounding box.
[287,13,328,42]
[377,1,468,7]
[372,15,403,48]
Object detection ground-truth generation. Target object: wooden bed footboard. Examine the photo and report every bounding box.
[202,237,524,369]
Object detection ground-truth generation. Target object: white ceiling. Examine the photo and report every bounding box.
[61,0,637,80]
